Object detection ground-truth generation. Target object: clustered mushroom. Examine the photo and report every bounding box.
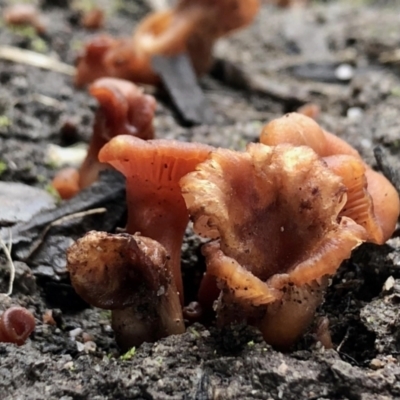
[75,0,260,87]
[180,143,367,348]
[0,306,36,346]
[52,77,156,199]
[65,109,399,350]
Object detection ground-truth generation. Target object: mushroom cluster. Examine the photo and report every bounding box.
[66,111,399,350]
[75,0,260,87]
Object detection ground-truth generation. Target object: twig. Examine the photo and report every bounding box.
[0,45,76,75]
[25,207,107,259]
[0,230,15,297]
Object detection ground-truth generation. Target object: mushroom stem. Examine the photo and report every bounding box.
[112,285,184,349]
[124,184,189,302]
[99,135,213,304]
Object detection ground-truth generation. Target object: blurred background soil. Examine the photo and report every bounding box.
[0,0,400,399]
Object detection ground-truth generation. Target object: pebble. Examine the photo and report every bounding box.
[369,358,384,370]
[335,63,354,81]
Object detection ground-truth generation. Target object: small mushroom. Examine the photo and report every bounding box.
[81,7,104,30]
[67,231,184,350]
[0,306,36,346]
[52,78,156,198]
[75,0,260,86]
[3,4,46,34]
[99,135,213,303]
[180,143,366,348]
[260,113,400,243]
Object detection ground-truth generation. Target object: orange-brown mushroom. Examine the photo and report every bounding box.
[3,4,46,34]
[67,231,184,350]
[180,143,366,348]
[260,113,400,243]
[75,0,260,86]
[81,7,105,30]
[52,78,156,199]
[99,135,213,304]
[0,306,36,346]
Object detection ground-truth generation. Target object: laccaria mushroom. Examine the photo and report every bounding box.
[0,306,36,346]
[180,143,366,348]
[52,78,156,199]
[75,0,260,86]
[260,113,400,243]
[67,231,184,350]
[99,136,213,303]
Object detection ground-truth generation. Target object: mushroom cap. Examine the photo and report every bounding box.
[0,306,36,346]
[323,155,384,244]
[260,112,400,243]
[260,112,328,156]
[67,231,171,309]
[89,77,156,141]
[182,143,366,348]
[99,135,213,187]
[75,35,119,87]
[78,78,156,190]
[51,167,80,200]
[3,4,46,34]
[175,0,260,38]
[181,143,366,282]
[364,168,400,243]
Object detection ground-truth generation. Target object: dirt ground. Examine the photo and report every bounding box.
[0,0,400,399]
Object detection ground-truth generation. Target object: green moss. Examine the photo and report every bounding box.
[0,161,7,176]
[44,183,61,202]
[390,87,400,97]
[31,37,48,53]
[120,347,136,361]
[7,25,48,53]
[0,116,11,128]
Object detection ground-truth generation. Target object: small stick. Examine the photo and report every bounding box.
[25,207,107,259]
[0,230,15,296]
[0,45,76,75]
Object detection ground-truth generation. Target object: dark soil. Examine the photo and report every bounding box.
[1,1,400,399]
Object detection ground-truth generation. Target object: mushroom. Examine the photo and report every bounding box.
[99,135,213,304]
[75,0,260,86]
[0,306,36,346]
[52,78,156,199]
[3,4,46,34]
[67,231,184,350]
[260,113,400,243]
[81,7,105,30]
[180,143,366,348]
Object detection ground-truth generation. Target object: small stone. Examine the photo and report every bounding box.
[69,327,83,339]
[383,276,395,293]
[335,64,354,81]
[76,341,85,352]
[347,107,363,120]
[369,358,384,370]
[83,341,96,353]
